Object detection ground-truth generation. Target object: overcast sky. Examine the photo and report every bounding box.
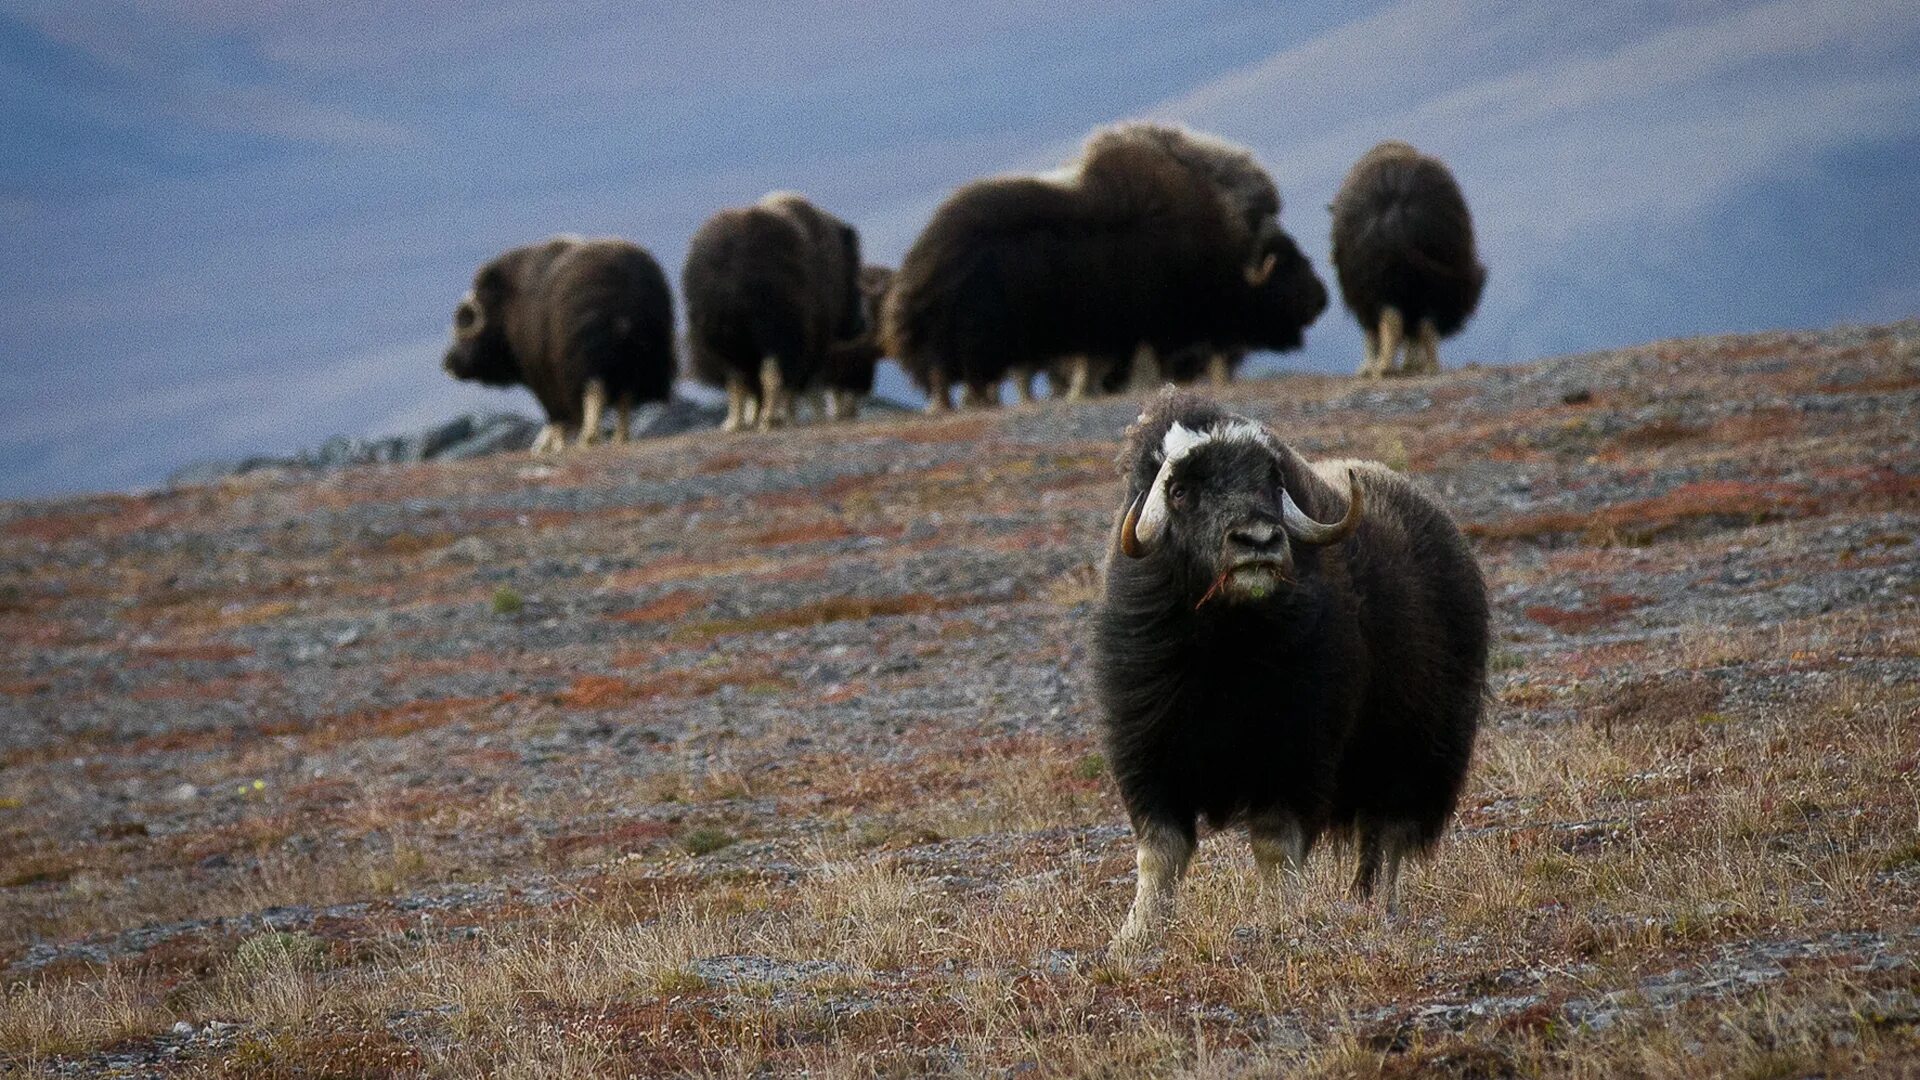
[3,0,1917,500]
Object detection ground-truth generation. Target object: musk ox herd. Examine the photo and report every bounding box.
[437,123,1494,950]
[440,126,1482,445]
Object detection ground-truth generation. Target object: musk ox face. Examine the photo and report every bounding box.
[441,273,519,386]
[1240,230,1328,353]
[1118,417,1360,605]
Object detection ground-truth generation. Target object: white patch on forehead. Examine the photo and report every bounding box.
[1154,417,1273,465]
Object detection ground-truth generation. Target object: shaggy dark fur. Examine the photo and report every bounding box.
[1330,142,1485,342]
[682,193,865,426]
[442,237,674,430]
[1093,389,1488,926]
[883,128,1323,408]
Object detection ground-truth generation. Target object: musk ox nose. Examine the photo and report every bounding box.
[1227,520,1285,557]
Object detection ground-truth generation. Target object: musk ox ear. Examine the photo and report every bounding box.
[453,292,483,335]
[1244,253,1278,287]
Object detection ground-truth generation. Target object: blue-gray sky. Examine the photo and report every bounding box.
[3,0,1917,500]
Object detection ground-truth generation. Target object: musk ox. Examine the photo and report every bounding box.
[884,124,1324,411]
[1329,141,1485,378]
[683,193,867,431]
[442,237,675,453]
[1093,389,1488,948]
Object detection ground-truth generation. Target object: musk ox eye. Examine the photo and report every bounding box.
[1168,482,1188,507]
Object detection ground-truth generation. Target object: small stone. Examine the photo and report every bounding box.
[172,1020,197,1036]
[1561,387,1594,405]
[170,783,200,801]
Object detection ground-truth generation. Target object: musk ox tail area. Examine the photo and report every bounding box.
[1331,141,1485,340]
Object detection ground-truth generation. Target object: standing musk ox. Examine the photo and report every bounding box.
[1330,141,1485,378]
[884,124,1325,412]
[683,193,867,431]
[1093,389,1488,949]
[442,237,675,453]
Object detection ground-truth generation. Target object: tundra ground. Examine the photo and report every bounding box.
[2,322,1918,1077]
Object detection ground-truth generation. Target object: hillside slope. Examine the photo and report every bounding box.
[2,322,1917,1076]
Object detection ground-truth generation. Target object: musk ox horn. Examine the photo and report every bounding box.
[1281,469,1363,545]
[1120,490,1149,558]
[1244,252,1278,287]
[1121,452,1182,558]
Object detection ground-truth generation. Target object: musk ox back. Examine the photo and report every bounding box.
[442,237,675,454]
[884,129,1322,411]
[1330,141,1485,378]
[1093,389,1488,948]
[683,193,866,431]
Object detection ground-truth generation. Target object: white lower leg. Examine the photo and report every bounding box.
[1248,813,1307,891]
[1207,352,1233,387]
[613,396,633,444]
[576,378,607,448]
[757,356,785,431]
[925,370,952,414]
[1115,824,1194,948]
[1376,307,1405,377]
[531,424,562,455]
[1064,355,1091,402]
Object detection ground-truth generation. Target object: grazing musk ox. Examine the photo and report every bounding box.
[1093,389,1488,948]
[1330,141,1485,378]
[884,124,1324,411]
[683,193,867,431]
[442,237,675,453]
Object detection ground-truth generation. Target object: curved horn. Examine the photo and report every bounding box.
[1244,252,1278,287]
[1119,491,1149,558]
[1281,468,1363,545]
[1120,454,1181,557]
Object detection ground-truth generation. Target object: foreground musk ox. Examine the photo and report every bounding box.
[683,193,867,431]
[885,124,1324,411]
[1093,390,1488,948]
[1330,141,1485,378]
[442,237,675,453]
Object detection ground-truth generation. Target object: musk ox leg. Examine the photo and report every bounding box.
[835,389,860,422]
[1114,821,1195,950]
[1010,367,1035,405]
[1361,328,1381,376]
[613,395,634,444]
[1350,820,1421,915]
[576,378,608,448]
[1207,352,1234,388]
[957,382,993,409]
[1412,319,1442,375]
[531,423,564,456]
[924,368,952,414]
[1063,355,1092,402]
[1125,343,1162,394]
[723,376,751,433]
[757,356,789,431]
[1247,811,1308,889]
[1372,307,1406,378]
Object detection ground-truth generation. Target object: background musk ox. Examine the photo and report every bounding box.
[1093,389,1489,948]
[442,236,675,453]
[1330,141,1486,378]
[683,193,867,431]
[883,124,1325,411]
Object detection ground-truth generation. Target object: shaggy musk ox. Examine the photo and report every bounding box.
[884,124,1324,411]
[1093,389,1488,948]
[442,237,675,453]
[1330,141,1485,378]
[683,193,866,431]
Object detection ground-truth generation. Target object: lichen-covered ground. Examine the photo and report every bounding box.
[2,322,1917,1078]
